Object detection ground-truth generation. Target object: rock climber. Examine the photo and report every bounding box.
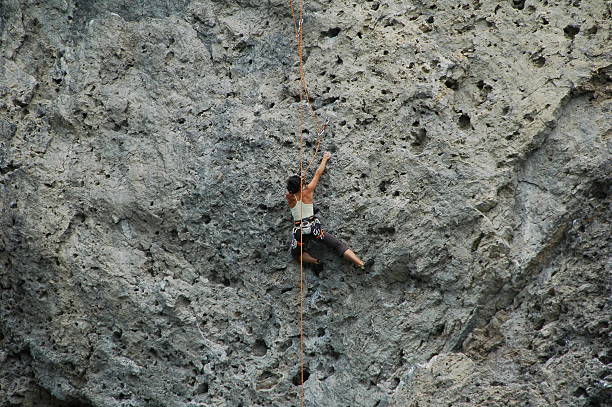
[286,151,366,270]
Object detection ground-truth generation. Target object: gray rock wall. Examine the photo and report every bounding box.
[0,0,609,406]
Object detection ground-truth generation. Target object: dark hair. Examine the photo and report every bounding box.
[287,175,302,194]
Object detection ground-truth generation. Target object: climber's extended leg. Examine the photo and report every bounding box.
[343,249,365,268]
[319,231,365,267]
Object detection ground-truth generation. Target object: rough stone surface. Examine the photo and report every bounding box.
[0,1,610,406]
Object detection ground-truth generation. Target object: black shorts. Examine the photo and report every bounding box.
[290,218,349,258]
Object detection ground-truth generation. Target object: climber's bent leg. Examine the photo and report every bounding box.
[298,251,320,264]
[291,234,319,264]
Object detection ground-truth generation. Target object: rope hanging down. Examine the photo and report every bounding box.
[290,2,306,406]
[287,1,330,406]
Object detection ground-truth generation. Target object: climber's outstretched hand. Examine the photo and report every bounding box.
[305,152,332,193]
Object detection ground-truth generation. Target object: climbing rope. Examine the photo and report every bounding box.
[298,133,305,407]
[297,15,306,404]
[289,0,328,178]
[287,1,328,405]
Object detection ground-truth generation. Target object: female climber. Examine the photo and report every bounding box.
[286,152,366,270]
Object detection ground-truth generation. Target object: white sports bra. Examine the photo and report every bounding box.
[290,200,314,221]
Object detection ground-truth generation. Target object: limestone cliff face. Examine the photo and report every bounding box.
[0,1,609,406]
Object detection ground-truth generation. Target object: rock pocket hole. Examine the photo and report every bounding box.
[471,233,485,252]
[573,386,588,397]
[585,25,598,36]
[279,339,292,352]
[564,24,580,39]
[411,128,428,150]
[458,113,472,130]
[252,339,268,356]
[257,371,281,390]
[321,27,341,38]
[292,368,310,386]
[531,55,546,67]
[378,180,390,193]
[588,180,609,200]
[444,78,459,90]
[196,382,209,394]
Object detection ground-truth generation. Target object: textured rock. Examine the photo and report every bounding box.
[0,1,609,406]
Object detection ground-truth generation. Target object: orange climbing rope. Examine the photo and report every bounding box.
[289,0,328,178]
[291,2,306,405]
[297,19,306,406]
[298,131,305,407]
[287,1,329,405]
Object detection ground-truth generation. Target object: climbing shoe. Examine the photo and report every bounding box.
[357,259,374,271]
[311,261,324,272]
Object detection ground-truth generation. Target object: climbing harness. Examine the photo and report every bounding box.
[291,216,324,252]
[293,216,322,237]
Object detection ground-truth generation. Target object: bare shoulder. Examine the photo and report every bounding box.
[301,189,314,204]
[285,192,297,208]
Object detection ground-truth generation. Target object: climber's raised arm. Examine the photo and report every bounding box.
[306,152,331,193]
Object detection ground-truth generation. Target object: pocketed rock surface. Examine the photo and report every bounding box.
[0,1,610,406]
